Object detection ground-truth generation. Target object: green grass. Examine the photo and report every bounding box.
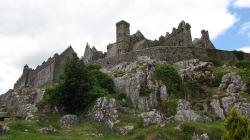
[240,91,250,102]
[0,112,227,140]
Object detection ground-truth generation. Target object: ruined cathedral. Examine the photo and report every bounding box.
[83,20,215,63]
[14,20,217,89]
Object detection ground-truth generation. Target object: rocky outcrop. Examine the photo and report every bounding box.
[139,109,166,126]
[115,125,134,135]
[103,56,168,110]
[60,114,79,128]
[210,98,225,119]
[219,72,247,93]
[0,88,44,119]
[88,97,119,130]
[173,59,213,82]
[175,99,211,122]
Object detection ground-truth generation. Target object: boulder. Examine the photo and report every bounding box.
[175,99,211,122]
[219,72,247,93]
[60,114,79,128]
[88,97,119,129]
[139,109,165,126]
[210,99,225,119]
[0,88,44,119]
[39,126,56,134]
[173,59,213,83]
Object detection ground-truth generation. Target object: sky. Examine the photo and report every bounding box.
[0,0,250,94]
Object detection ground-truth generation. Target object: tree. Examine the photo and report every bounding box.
[58,53,92,114]
[222,107,249,140]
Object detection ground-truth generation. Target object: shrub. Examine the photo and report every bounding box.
[236,60,250,69]
[222,107,249,140]
[36,84,60,110]
[38,53,115,114]
[181,123,195,135]
[114,69,125,77]
[162,97,178,117]
[155,64,182,95]
[239,69,250,93]
[183,78,201,99]
[139,85,152,97]
[232,50,245,60]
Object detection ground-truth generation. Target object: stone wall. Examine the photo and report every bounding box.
[14,46,75,89]
[93,46,250,68]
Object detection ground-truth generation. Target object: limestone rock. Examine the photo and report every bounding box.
[139,109,165,126]
[104,56,167,110]
[115,125,134,135]
[39,126,56,134]
[86,132,104,138]
[173,59,213,83]
[192,133,209,140]
[210,99,225,119]
[221,96,236,114]
[219,72,247,93]
[0,88,44,119]
[175,99,211,122]
[60,114,79,128]
[235,102,250,120]
[0,124,9,134]
[88,97,119,129]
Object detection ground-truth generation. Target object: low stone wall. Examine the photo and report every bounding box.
[94,46,250,68]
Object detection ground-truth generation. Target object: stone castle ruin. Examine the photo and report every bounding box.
[14,20,249,90]
[14,46,75,89]
[83,20,215,64]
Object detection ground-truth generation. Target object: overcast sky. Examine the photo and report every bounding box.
[0,0,250,94]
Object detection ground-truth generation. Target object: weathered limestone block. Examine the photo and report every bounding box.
[173,59,213,83]
[219,72,247,93]
[175,99,209,122]
[88,97,119,130]
[139,109,165,126]
[106,56,166,110]
[60,114,80,128]
[210,99,225,119]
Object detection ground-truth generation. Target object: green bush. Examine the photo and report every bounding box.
[232,50,245,60]
[208,66,240,87]
[38,53,115,114]
[222,107,249,140]
[183,78,201,99]
[239,69,250,92]
[139,85,152,97]
[236,60,250,69]
[181,123,195,135]
[114,69,125,77]
[36,84,60,110]
[155,64,182,95]
[162,97,178,117]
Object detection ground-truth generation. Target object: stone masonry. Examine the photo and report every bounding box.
[83,20,216,63]
[14,46,75,89]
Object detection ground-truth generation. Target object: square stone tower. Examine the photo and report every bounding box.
[116,20,130,55]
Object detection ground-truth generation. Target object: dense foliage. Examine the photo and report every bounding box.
[37,53,114,114]
[162,97,178,117]
[222,107,250,140]
[155,64,182,95]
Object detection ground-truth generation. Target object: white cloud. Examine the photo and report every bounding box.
[237,46,250,53]
[0,0,237,94]
[234,0,250,8]
[239,22,250,38]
